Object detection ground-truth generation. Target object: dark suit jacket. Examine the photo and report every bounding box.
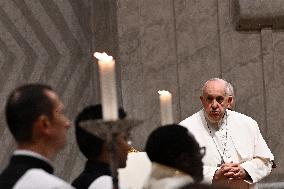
[0,155,53,189]
[72,160,111,189]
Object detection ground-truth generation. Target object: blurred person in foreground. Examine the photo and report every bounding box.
[144,124,204,189]
[72,104,131,189]
[0,84,73,189]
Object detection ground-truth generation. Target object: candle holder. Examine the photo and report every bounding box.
[79,119,143,189]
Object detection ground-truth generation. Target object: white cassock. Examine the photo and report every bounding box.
[13,169,74,189]
[119,152,152,189]
[180,109,274,189]
[88,175,128,189]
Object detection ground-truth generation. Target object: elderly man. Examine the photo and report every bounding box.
[180,78,274,189]
[0,84,73,189]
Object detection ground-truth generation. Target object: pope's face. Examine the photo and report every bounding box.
[200,80,231,123]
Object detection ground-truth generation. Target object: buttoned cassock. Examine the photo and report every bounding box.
[180,109,274,189]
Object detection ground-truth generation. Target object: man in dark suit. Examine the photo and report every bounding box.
[0,84,74,189]
[72,104,131,189]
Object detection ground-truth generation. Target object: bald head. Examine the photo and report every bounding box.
[201,78,229,96]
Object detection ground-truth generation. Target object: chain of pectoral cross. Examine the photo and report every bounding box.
[206,112,228,166]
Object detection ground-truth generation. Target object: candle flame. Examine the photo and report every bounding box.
[94,52,113,62]
[158,90,171,95]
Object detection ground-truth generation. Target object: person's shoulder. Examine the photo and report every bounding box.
[228,110,255,120]
[227,110,257,125]
[119,152,151,189]
[89,175,128,189]
[179,110,202,126]
[88,175,113,189]
[13,168,74,189]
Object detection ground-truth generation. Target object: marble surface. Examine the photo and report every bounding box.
[263,31,284,178]
[237,0,284,30]
[218,0,266,131]
[118,0,180,150]
[174,0,221,120]
[0,0,95,181]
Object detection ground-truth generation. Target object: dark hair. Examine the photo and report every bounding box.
[75,104,127,159]
[5,84,54,142]
[145,125,200,165]
[145,124,204,182]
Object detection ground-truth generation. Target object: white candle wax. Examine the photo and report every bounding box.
[158,90,173,125]
[94,52,118,120]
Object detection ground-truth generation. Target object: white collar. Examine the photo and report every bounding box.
[13,150,52,165]
[202,109,227,129]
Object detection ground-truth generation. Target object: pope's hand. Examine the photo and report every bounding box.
[214,162,248,181]
[224,164,248,180]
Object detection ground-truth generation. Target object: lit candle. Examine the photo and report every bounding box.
[94,52,118,120]
[158,90,173,125]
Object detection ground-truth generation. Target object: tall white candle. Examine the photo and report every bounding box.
[94,52,118,120]
[158,90,173,125]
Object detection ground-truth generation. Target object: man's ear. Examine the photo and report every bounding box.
[200,96,206,107]
[34,115,52,136]
[227,95,233,104]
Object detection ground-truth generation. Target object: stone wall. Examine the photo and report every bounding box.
[117,0,284,182]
